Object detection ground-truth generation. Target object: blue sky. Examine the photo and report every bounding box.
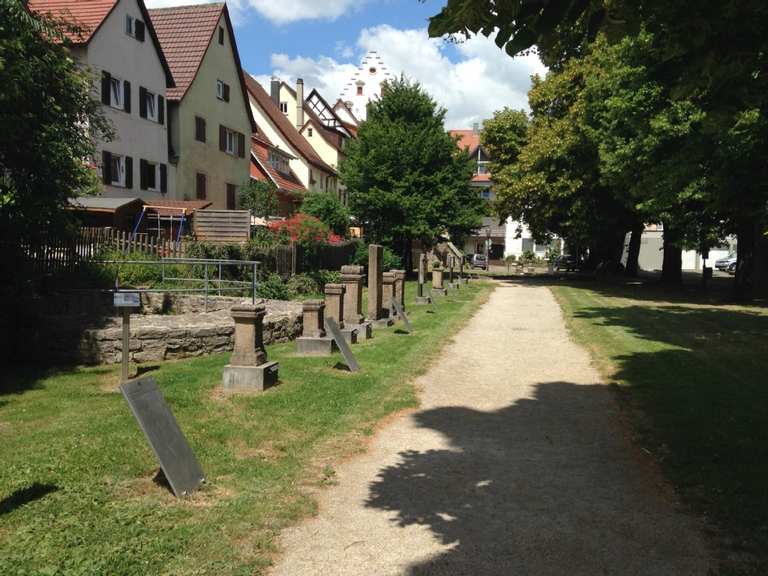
[146,0,546,127]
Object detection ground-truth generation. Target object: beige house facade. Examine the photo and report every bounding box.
[245,75,339,196]
[150,3,255,209]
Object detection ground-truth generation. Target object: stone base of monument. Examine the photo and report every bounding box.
[415,296,432,305]
[345,321,372,340]
[340,327,359,345]
[431,288,448,297]
[223,361,279,393]
[373,317,394,328]
[296,336,336,356]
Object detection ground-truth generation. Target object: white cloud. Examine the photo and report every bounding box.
[265,25,547,128]
[145,0,358,25]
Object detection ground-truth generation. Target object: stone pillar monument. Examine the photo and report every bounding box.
[393,270,406,314]
[416,253,432,305]
[367,244,383,322]
[447,256,459,290]
[223,303,279,392]
[296,300,334,355]
[431,262,447,296]
[324,283,357,344]
[341,264,372,339]
[381,271,396,321]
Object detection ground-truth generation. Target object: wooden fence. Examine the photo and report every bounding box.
[17,229,356,279]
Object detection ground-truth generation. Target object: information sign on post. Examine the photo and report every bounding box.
[114,291,141,382]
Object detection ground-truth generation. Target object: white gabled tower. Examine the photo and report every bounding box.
[339,51,393,122]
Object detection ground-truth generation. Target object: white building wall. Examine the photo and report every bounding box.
[84,0,173,199]
[339,51,393,122]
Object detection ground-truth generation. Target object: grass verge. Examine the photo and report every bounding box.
[550,281,768,575]
[0,280,492,576]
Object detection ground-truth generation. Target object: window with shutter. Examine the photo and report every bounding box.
[223,83,230,102]
[216,80,225,100]
[218,27,224,45]
[195,116,206,142]
[139,159,148,190]
[102,150,112,184]
[219,125,226,151]
[226,184,236,210]
[123,81,131,113]
[237,133,245,158]
[101,71,111,106]
[139,87,147,118]
[158,96,164,125]
[160,164,167,193]
[196,173,207,199]
[135,19,145,42]
[125,156,133,189]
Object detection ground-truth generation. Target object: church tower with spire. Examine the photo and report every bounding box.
[339,51,393,122]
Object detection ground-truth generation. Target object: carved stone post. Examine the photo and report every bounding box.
[223,303,278,392]
[296,300,335,355]
[324,283,345,328]
[382,271,396,318]
[393,270,406,313]
[431,262,447,296]
[367,244,383,321]
[416,253,432,304]
[340,265,364,324]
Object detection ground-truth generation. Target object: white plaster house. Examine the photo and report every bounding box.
[339,51,393,122]
[29,0,175,200]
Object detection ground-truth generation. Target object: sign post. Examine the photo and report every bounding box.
[114,291,141,382]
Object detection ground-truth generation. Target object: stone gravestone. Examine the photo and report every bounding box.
[223,304,279,392]
[120,376,205,498]
[341,264,372,340]
[415,253,432,305]
[381,272,396,320]
[296,300,335,355]
[431,263,448,296]
[324,317,360,372]
[324,283,357,344]
[367,244,384,323]
[393,270,406,315]
[390,297,412,333]
[447,257,459,290]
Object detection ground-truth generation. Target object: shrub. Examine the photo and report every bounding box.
[351,241,403,271]
[312,269,341,289]
[301,192,350,236]
[256,273,289,300]
[286,274,320,298]
[100,249,163,287]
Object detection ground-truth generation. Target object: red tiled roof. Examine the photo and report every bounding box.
[472,173,492,182]
[244,74,337,176]
[449,129,481,155]
[149,3,223,101]
[251,138,306,194]
[28,0,118,43]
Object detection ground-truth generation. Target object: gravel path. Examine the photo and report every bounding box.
[271,282,713,575]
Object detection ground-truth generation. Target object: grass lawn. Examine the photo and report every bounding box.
[0,280,492,576]
[551,280,768,575]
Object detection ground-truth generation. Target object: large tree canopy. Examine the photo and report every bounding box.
[341,76,482,266]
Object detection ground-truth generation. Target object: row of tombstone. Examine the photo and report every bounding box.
[222,245,469,393]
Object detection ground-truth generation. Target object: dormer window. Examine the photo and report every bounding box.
[279,102,288,114]
[308,128,313,137]
[217,79,230,102]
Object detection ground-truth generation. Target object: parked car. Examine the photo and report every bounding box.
[470,254,488,270]
[715,255,737,271]
[727,260,737,275]
[554,255,581,272]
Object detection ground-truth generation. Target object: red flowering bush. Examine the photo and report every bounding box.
[268,214,343,245]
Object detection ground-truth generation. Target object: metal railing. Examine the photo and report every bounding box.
[98,257,261,311]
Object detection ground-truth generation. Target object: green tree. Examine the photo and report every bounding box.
[1,0,111,360]
[341,76,483,270]
[300,192,350,236]
[239,179,278,219]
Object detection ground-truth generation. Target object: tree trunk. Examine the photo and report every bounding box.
[625,223,643,277]
[661,223,682,285]
[735,218,768,300]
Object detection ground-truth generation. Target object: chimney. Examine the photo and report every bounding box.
[473,122,480,134]
[270,76,280,106]
[296,78,305,129]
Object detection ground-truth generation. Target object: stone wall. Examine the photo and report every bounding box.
[38,296,302,365]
